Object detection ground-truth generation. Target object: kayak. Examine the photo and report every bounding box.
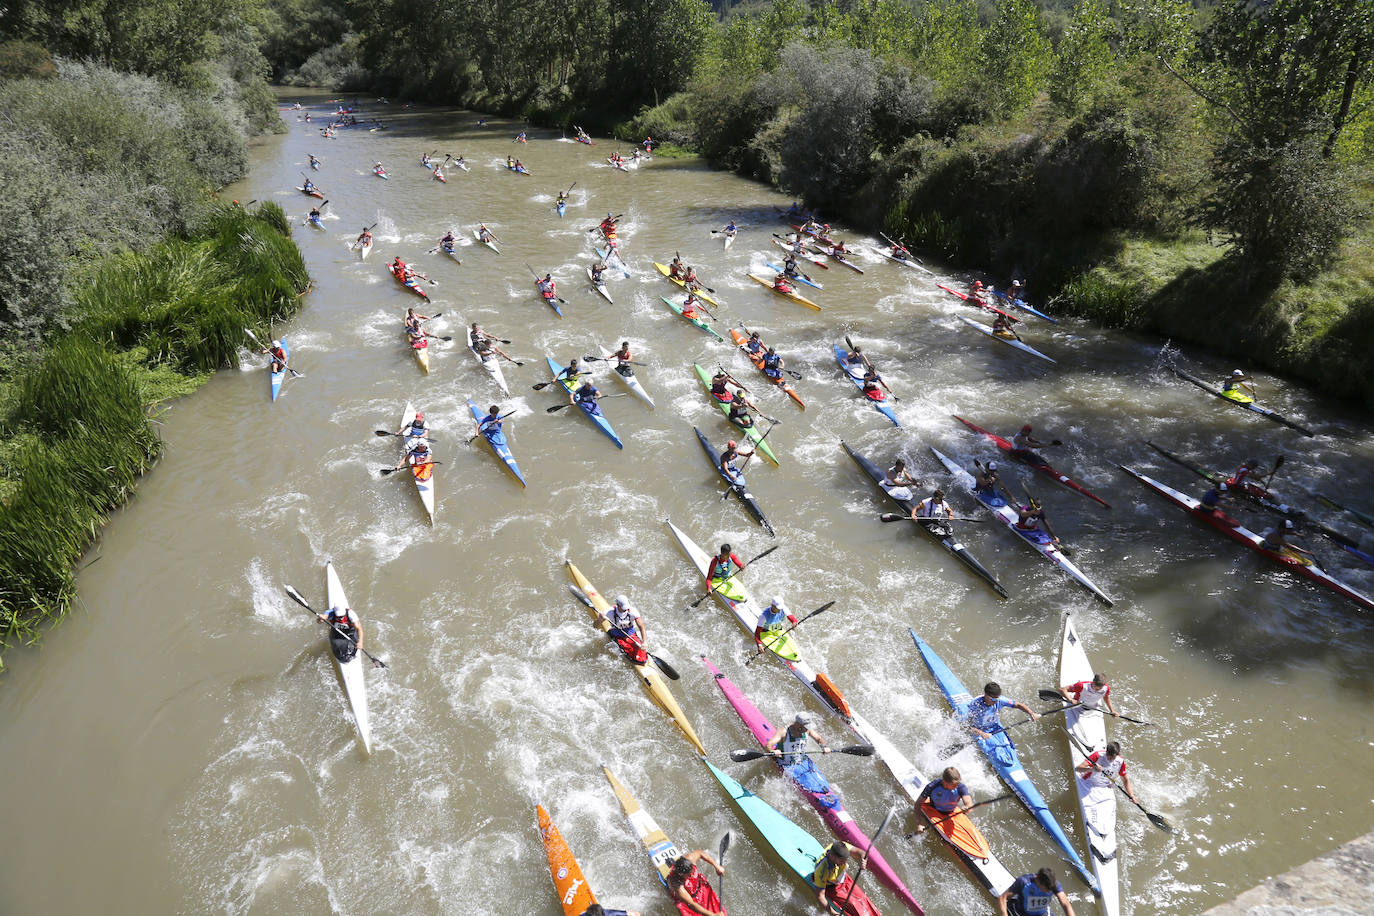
[703,656,928,916]
[596,246,631,279]
[843,442,1007,598]
[537,804,598,916]
[937,283,1021,323]
[910,631,1099,894]
[1169,366,1315,436]
[606,158,631,171]
[557,198,566,218]
[692,363,779,466]
[653,262,720,307]
[833,345,900,427]
[467,398,524,487]
[373,167,388,179]
[748,273,821,310]
[297,186,324,199]
[723,230,737,250]
[660,296,724,340]
[703,758,883,916]
[728,330,804,409]
[1119,465,1374,612]
[789,223,837,246]
[400,402,436,524]
[566,562,704,753]
[603,766,691,895]
[1317,493,1374,529]
[323,561,372,753]
[808,243,864,273]
[1059,615,1120,916]
[1145,441,1374,568]
[956,315,1056,364]
[992,288,1058,324]
[307,214,325,230]
[953,416,1112,510]
[269,339,290,402]
[389,265,429,299]
[772,237,830,268]
[507,164,532,175]
[876,249,932,274]
[691,429,774,535]
[603,350,654,408]
[433,171,447,183]
[439,243,461,264]
[406,329,430,374]
[548,357,623,449]
[587,267,613,303]
[472,229,500,254]
[453,160,471,171]
[469,342,509,395]
[765,261,824,290]
[358,237,372,260]
[536,282,564,318]
[930,447,1112,606]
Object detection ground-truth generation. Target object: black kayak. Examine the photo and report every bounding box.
[695,427,775,536]
[842,441,1008,598]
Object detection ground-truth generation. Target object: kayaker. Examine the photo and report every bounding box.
[709,369,747,405]
[861,367,887,401]
[579,906,641,916]
[538,274,558,298]
[682,266,703,290]
[889,239,911,260]
[302,178,317,194]
[355,227,372,249]
[1015,499,1058,545]
[781,254,800,278]
[772,273,795,294]
[964,682,1039,741]
[1227,458,1271,490]
[666,851,726,916]
[590,261,607,285]
[399,411,429,439]
[478,224,495,244]
[307,205,323,223]
[912,767,975,832]
[574,381,604,414]
[515,130,527,143]
[308,153,320,168]
[973,461,1001,498]
[261,339,288,373]
[391,256,408,274]
[600,213,619,236]
[403,307,431,335]
[373,161,384,175]
[992,313,1017,337]
[752,596,797,649]
[767,712,831,765]
[432,164,446,182]
[558,189,571,208]
[719,440,755,483]
[1199,481,1229,517]
[722,220,738,237]
[790,235,807,255]
[476,405,504,437]
[998,868,1076,916]
[506,154,515,169]
[727,400,756,430]
[1220,368,1255,399]
[607,594,648,663]
[470,324,513,362]
[555,358,584,403]
[1009,278,1027,301]
[743,331,764,356]
[761,347,784,381]
[1056,672,1119,719]
[455,155,467,168]
[1075,740,1136,805]
[1010,425,1052,464]
[438,231,456,254]
[668,256,685,279]
[318,602,365,661]
[913,488,953,519]
[513,159,525,172]
[882,458,921,500]
[829,239,850,256]
[705,543,746,593]
[421,152,432,167]
[610,341,635,376]
[1259,518,1316,560]
[969,280,989,302]
[809,841,868,912]
[681,293,706,321]
[396,439,433,473]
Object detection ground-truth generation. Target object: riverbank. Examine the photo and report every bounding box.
[1202,830,1374,915]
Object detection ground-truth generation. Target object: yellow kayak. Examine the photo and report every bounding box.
[653,262,721,307]
[748,273,821,310]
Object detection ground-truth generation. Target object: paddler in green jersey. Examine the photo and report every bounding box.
[810,841,868,911]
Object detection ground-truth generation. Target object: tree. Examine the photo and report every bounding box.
[1049,0,1120,116]
[608,0,714,108]
[777,43,880,204]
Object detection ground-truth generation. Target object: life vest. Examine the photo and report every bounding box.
[811,849,849,888]
[408,420,426,436]
[777,727,808,766]
[608,603,638,632]
[327,609,356,633]
[1015,511,1042,531]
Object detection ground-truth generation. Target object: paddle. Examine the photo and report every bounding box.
[1263,454,1286,490]
[379,461,441,475]
[566,584,681,680]
[729,744,875,762]
[532,372,582,392]
[716,830,732,915]
[836,805,896,916]
[935,701,1081,758]
[689,545,781,608]
[349,222,378,250]
[526,263,568,304]
[744,601,835,666]
[583,354,650,367]
[843,335,900,401]
[715,365,750,394]
[1021,484,1064,549]
[587,215,624,231]
[880,512,987,523]
[1035,689,1154,726]
[718,422,776,501]
[243,327,304,378]
[375,429,439,441]
[547,393,630,413]
[465,412,517,445]
[1064,728,1173,833]
[284,585,388,668]
[901,795,1015,839]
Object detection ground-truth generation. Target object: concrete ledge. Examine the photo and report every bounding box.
[1202,831,1374,915]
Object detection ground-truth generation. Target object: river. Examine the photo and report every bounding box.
[0,90,1371,915]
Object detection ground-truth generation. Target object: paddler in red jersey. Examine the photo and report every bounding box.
[1010,424,1058,465]
[861,366,887,402]
[318,602,365,662]
[1226,458,1272,491]
[667,851,726,916]
[1076,740,1137,806]
[600,212,619,238]
[809,841,869,911]
[680,292,706,321]
[771,272,795,294]
[1056,672,1119,718]
[261,339,287,374]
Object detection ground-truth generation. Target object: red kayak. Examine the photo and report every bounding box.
[937,284,1020,323]
[389,264,429,299]
[953,415,1111,509]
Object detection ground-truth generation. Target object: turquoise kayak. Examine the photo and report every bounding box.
[270,339,289,402]
[659,296,724,340]
[546,357,623,449]
[909,630,1099,894]
[467,399,525,487]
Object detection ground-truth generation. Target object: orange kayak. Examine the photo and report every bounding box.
[920,801,992,860]
[537,804,597,916]
[728,329,804,409]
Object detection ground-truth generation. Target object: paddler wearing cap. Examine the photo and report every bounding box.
[1259,518,1315,559]
[1199,480,1229,518]
[753,596,798,650]
[809,840,868,911]
[718,439,754,483]
[1220,368,1255,399]
[606,593,648,663]
[261,339,288,373]
[766,711,831,765]
[1010,424,1051,464]
[666,849,726,916]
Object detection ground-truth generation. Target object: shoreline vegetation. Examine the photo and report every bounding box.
[0,34,309,667]
[286,0,1371,409]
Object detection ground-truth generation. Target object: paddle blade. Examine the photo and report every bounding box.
[718,829,732,861]
[284,585,312,611]
[839,744,876,756]
[1147,811,1174,833]
[879,513,909,523]
[567,584,594,608]
[728,748,768,762]
[1038,688,1064,702]
[373,429,395,437]
[650,654,681,681]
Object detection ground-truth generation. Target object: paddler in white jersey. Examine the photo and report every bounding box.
[752,596,798,650]
[912,488,953,520]
[882,458,921,501]
[1075,740,1136,806]
[766,712,831,766]
[1056,671,1119,718]
[318,603,365,662]
[606,595,648,663]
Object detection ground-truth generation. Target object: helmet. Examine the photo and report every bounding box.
[793,712,813,727]
[615,594,629,607]
[607,211,614,219]
[727,440,737,449]
[1283,519,1296,530]
[544,273,552,280]
[1021,424,1033,433]
[271,339,281,348]
[1219,482,1229,491]
[987,461,998,470]
[973,281,983,289]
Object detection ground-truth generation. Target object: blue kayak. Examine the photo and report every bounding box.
[545,357,623,449]
[992,289,1057,324]
[909,629,1099,894]
[467,399,525,487]
[765,261,823,290]
[270,339,289,402]
[556,199,566,218]
[832,345,899,427]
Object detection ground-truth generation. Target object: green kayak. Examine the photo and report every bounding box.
[659,296,725,341]
[692,364,779,466]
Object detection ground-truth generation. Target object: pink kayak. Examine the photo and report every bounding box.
[703,657,926,915]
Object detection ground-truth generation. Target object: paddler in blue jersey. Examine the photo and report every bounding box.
[1199,481,1229,518]
[476,405,504,437]
[753,596,798,650]
[574,381,604,415]
[743,330,764,356]
[579,905,642,916]
[999,867,1076,916]
[761,347,785,382]
[766,712,831,765]
[965,682,1039,741]
[912,767,975,832]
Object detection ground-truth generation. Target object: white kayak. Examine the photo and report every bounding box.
[723,230,737,250]
[470,341,510,395]
[956,314,1056,363]
[399,402,436,524]
[603,350,654,408]
[358,238,372,260]
[587,267,613,303]
[324,561,372,754]
[473,228,500,254]
[1059,615,1120,916]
